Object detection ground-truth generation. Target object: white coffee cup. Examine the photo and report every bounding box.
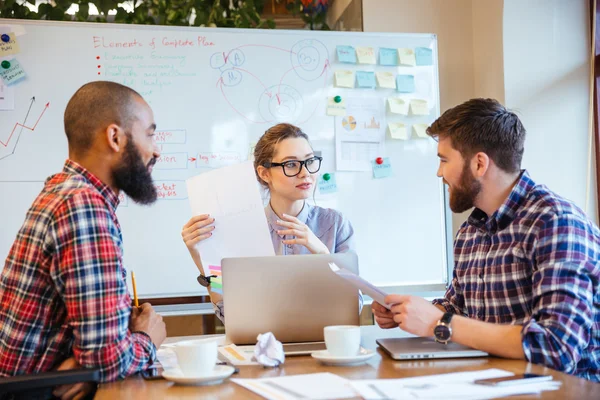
[324,325,361,357]
[172,338,218,377]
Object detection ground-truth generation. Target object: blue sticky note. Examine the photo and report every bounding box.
[396,75,415,93]
[356,71,376,89]
[318,173,338,194]
[415,47,433,66]
[379,48,398,66]
[372,158,393,179]
[0,59,26,85]
[337,45,357,64]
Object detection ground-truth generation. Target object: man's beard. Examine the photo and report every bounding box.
[112,138,157,205]
[449,163,482,213]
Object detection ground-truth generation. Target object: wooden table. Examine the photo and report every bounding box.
[95,326,599,399]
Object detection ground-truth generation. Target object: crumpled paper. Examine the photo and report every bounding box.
[254,332,285,367]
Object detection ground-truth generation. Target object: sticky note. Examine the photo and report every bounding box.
[387,98,409,115]
[0,33,20,57]
[335,70,355,88]
[388,123,409,140]
[410,99,429,115]
[412,123,430,138]
[396,75,415,93]
[0,59,26,86]
[318,173,338,194]
[336,45,357,64]
[356,71,376,89]
[208,265,223,294]
[379,48,398,66]
[356,47,376,64]
[398,48,416,66]
[326,97,346,116]
[415,47,433,66]
[372,157,393,179]
[375,72,396,89]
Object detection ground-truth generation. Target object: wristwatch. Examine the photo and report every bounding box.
[433,312,454,344]
[196,274,217,288]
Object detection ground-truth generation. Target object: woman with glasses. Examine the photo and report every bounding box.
[181,123,356,322]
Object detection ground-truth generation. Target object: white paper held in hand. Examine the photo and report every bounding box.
[329,262,390,309]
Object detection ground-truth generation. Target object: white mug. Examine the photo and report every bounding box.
[324,325,361,357]
[172,338,218,377]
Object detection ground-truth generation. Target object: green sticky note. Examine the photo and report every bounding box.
[0,58,26,85]
[318,173,338,194]
[356,71,376,89]
[372,157,393,179]
[337,45,357,64]
[379,48,398,66]
[415,47,433,66]
[396,75,415,93]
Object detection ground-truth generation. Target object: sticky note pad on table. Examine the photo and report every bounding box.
[412,123,430,138]
[356,47,376,64]
[356,71,376,88]
[410,99,429,115]
[318,173,338,194]
[336,45,357,64]
[415,47,433,66]
[326,97,346,116]
[398,48,416,66]
[388,123,409,140]
[387,98,409,115]
[208,265,223,294]
[0,59,26,85]
[396,75,415,93]
[375,71,396,89]
[0,33,20,57]
[335,70,355,88]
[379,48,398,66]
[372,157,393,179]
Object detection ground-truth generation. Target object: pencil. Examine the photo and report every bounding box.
[131,271,139,308]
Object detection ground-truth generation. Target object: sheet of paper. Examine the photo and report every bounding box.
[186,161,275,268]
[219,344,259,366]
[375,71,396,89]
[396,75,415,93]
[415,47,433,66]
[329,262,390,309]
[0,33,20,57]
[410,99,429,115]
[0,81,15,110]
[356,46,376,64]
[387,98,409,115]
[326,97,346,116]
[356,71,376,89]
[412,123,430,138]
[372,157,393,179]
[0,25,26,37]
[379,48,398,66]
[335,70,355,88]
[0,59,26,85]
[398,48,417,66]
[388,123,409,140]
[318,173,338,194]
[336,45,357,64]
[335,97,386,171]
[233,372,356,400]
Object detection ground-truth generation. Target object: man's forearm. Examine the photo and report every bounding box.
[451,315,525,359]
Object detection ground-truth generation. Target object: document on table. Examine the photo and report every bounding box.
[329,262,390,309]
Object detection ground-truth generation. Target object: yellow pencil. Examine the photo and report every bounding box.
[131,271,139,308]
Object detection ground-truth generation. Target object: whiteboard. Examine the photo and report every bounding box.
[0,20,451,299]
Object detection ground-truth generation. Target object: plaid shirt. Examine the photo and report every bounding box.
[0,160,156,382]
[434,171,600,382]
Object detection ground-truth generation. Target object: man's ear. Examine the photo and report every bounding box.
[105,123,125,153]
[472,151,490,178]
[256,165,271,186]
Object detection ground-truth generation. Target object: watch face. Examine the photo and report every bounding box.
[434,325,451,341]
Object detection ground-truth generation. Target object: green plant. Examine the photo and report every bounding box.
[283,0,329,30]
[0,0,275,28]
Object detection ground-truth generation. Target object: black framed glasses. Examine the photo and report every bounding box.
[263,156,323,177]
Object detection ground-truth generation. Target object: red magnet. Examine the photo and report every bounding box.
[375,157,384,165]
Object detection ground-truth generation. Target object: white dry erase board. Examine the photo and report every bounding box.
[0,19,452,299]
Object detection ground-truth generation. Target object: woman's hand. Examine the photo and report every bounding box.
[276,213,329,254]
[181,214,215,254]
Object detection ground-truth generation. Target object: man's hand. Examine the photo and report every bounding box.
[386,294,443,337]
[371,301,398,329]
[52,357,95,400]
[130,303,166,347]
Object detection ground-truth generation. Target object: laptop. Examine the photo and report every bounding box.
[377,337,488,360]
[221,253,360,355]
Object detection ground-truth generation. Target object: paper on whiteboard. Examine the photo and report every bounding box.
[329,262,390,309]
[186,161,275,267]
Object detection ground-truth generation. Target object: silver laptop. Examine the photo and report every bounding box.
[221,253,360,355]
[377,337,488,360]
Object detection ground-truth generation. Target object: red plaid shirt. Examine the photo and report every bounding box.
[0,160,156,382]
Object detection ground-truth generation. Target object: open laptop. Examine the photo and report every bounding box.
[221,253,360,355]
[377,337,488,360]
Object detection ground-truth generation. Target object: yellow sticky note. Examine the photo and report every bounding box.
[0,33,20,57]
[375,72,396,89]
[356,47,376,64]
[335,70,355,88]
[388,123,409,140]
[410,99,429,115]
[387,98,409,115]
[398,48,416,66]
[326,97,346,116]
[412,123,430,138]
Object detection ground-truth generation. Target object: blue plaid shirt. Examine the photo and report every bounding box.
[433,170,600,381]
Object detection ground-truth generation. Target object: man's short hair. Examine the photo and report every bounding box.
[426,98,526,173]
[64,81,143,154]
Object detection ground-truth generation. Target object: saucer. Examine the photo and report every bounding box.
[311,348,376,366]
[162,365,235,386]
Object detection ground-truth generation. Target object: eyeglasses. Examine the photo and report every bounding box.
[263,156,323,177]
